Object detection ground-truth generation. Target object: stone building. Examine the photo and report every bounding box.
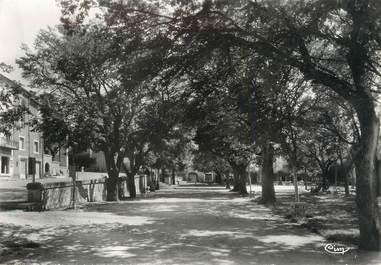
[0,74,68,179]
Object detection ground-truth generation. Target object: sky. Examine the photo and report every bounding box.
[0,0,61,84]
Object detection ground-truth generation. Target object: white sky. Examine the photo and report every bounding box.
[0,0,61,84]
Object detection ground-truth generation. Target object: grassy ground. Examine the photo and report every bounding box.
[269,189,359,247]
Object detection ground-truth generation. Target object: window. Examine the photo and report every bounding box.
[1,156,9,174]
[19,137,25,150]
[34,140,39,154]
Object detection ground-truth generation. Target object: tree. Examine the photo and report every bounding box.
[232,1,381,249]
[17,21,170,200]
[138,0,381,250]
[155,132,193,185]
[245,63,307,204]
[0,63,27,134]
[189,88,253,195]
[315,93,360,195]
[32,93,71,159]
[278,85,361,198]
[35,0,381,248]
[192,152,231,185]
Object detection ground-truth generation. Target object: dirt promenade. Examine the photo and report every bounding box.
[0,186,378,264]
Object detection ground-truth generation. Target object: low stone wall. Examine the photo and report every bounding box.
[119,175,148,198]
[27,175,148,210]
[27,177,107,210]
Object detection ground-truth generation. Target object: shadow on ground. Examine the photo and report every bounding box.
[273,192,360,246]
[0,187,379,265]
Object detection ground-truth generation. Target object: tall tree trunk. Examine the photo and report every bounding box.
[292,164,299,202]
[339,150,350,196]
[160,167,164,182]
[225,171,231,189]
[304,167,308,190]
[172,168,176,185]
[127,171,137,199]
[230,166,248,195]
[352,95,381,250]
[321,168,330,192]
[376,160,381,197]
[215,171,222,184]
[344,169,350,196]
[156,168,160,190]
[238,165,248,195]
[104,150,119,201]
[106,173,119,201]
[289,145,299,201]
[231,170,240,192]
[261,142,275,204]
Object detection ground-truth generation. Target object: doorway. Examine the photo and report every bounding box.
[45,162,50,176]
[20,159,27,179]
[35,161,41,179]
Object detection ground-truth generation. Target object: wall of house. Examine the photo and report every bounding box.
[0,146,12,178]
[0,75,69,179]
[12,95,44,179]
[0,75,18,178]
[0,93,44,179]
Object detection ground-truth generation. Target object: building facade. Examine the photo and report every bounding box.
[0,74,68,179]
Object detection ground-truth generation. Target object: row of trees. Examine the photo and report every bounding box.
[12,0,381,250]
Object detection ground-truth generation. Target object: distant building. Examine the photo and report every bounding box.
[186,171,205,182]
[204,172,215,183]
[0,74,68,179]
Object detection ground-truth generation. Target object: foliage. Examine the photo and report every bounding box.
[19,0,381,249]
[192,151,231,176]
[124,0,381,248]
[0,63,28,135]
[17,13,172,199]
